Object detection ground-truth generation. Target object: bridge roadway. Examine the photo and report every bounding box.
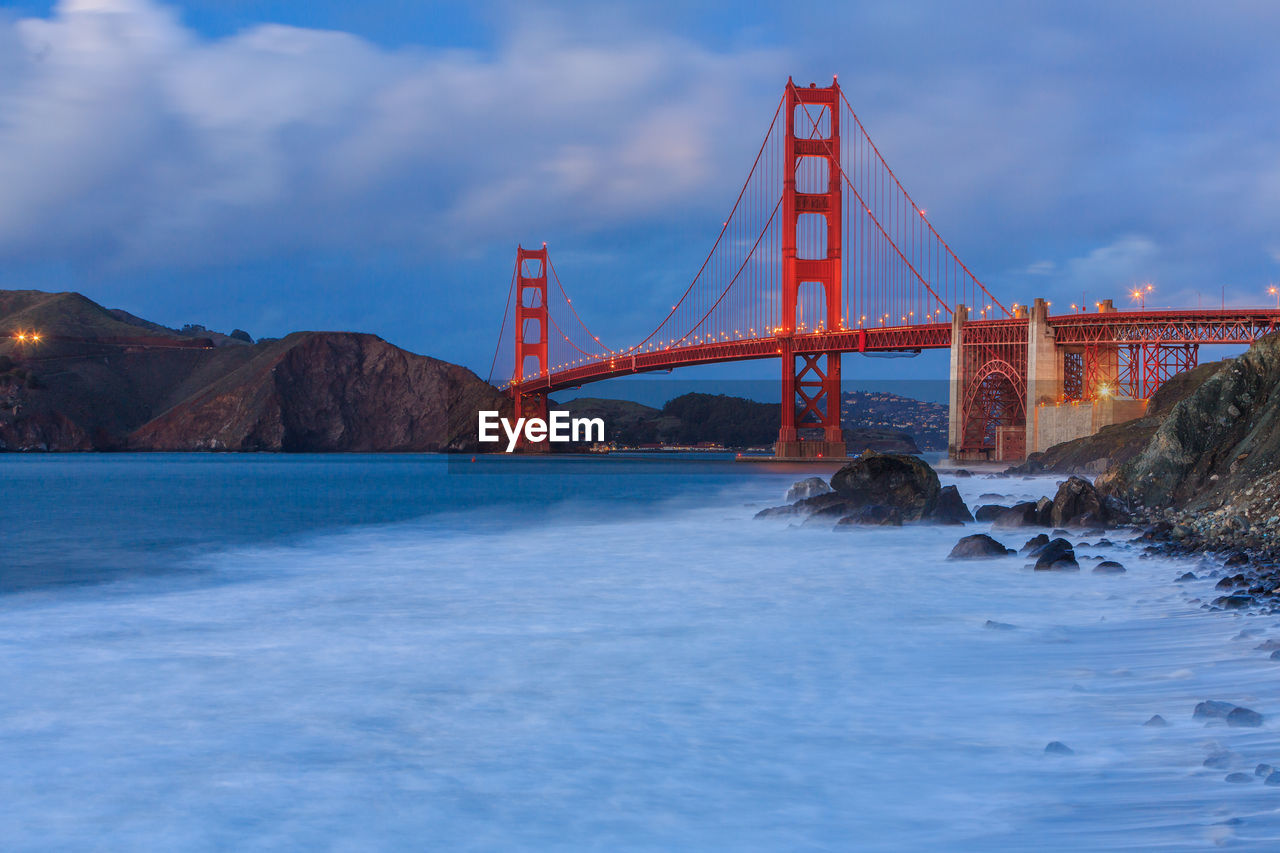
[514,307,1280,396]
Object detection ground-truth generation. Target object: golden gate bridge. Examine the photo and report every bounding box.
[489,78,1280,461]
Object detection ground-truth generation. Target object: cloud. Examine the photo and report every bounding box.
[1024,260,1055,275]
[0,0,784,268]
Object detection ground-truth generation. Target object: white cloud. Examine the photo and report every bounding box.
[1061,235,1160,289]
[0,0,784,267]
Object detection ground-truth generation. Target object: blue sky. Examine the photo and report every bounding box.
[1,1,1277,402]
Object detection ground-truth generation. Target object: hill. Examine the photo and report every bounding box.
[559,391,924,452]
[0,290,504,452]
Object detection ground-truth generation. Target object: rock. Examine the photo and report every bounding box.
[1268,650,1280,661]
[1256,763,1274,777]
[1256,639,1280,651]
[953,469,973,478]
[1194,700,1239,721]
[1213,594,1255,610]
[1093,561,1127,574]
[992,501,1043,529]
[1144,714,1167,727]
[978,493,1006,501]
[829,451,941,522]
[1224,552,1250,568]
[1267,771,1280,786]
[754,504,800,519]
[1227,707,1264,727]
[948,534,1016,560]
[1176,571,1198,582]
[786,477,832,503]
[974,504,1009,522]
[1034,538,1079,571]
[1049,476,1109,528]
[984,620,1017,630]
[928,485,974,524]
[835,505,904,527]
[1204,750,1236,768]
[1225,772,1253,783]
[1044,741,1074,756]
[1020,533,1050,555]
[794,493,850,514]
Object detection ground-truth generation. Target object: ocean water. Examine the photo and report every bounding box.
[3,453,1280,851]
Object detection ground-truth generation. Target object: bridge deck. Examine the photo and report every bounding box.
[513,309,1280,395]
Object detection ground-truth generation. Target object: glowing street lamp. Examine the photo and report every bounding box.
[1131,283,1154,309]
[1269,285,1279,309]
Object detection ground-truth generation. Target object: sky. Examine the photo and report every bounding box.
[1,0,1278,402]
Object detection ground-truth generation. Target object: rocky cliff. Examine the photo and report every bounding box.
[1099,332,1280,525]
[1014,361,1220,475]
[0,290,505,452]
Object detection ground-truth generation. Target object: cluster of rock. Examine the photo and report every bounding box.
[756,451,972,528]
[759,455,1129,575]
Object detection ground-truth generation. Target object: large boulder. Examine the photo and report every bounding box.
[992,501,1049,529]
[947,533,1015,559]
[974,504,1009,522]
[829,451,941,522]
[786,476,833,503]
[929,485,974,525]
[1050,476,1108,528]
[835,505,904,527]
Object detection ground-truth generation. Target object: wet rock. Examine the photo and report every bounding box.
[929,485,975,525]
[829,451,941,522]
[1224,552,1250,569]
[1213,594,1255,610]
[975,504,1010,522]
[1269,650,1280,661]
[1093,561,1127,574]
[1094,538,1114,547]
[984,620,1017,630]
[978,493,1006,501]
[1044,741,1074,756]
[1051,529,1071,538]
[948,534,1016,560]
[835,505,903,527]
[1034,538,1079,571]
[786,476,832,503]
[754,504,800,520]
[993,501,1044,529]
[1194,700,1239,721]
[1227,707,1264,727]
[1256,763,1274,777]
[1144,714,1167,727]
[1050,476,1109,528]
[1020,533,1050,556]
[1176,571,1198,582]
[1256,639,1280,651]
[953,469,973,478]
[1225,772,1253,783]
[1204,750,1237,768]
[1267,771,1280,786]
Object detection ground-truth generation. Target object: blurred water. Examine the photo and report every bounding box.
[3,454,1280,850]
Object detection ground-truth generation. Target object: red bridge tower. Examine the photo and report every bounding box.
[776,79,846,459]
[513,244,549,447]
